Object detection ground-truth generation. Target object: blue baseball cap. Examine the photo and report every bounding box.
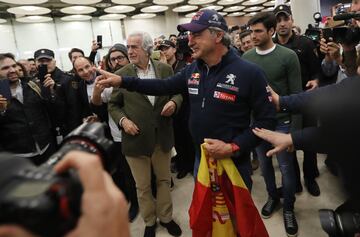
[177,10,228,33]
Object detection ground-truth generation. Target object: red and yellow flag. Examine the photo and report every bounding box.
[189,144,269,237]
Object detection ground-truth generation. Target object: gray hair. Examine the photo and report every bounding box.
[208,27,232,48]
[128,31,154,56]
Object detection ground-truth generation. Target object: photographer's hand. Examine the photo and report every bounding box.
[0,153,130,237]
[54,151,130,237]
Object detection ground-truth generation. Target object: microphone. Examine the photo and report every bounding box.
[333,12,360,21]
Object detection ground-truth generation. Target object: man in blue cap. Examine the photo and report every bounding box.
[100,8,275,175]
[98,10,276,233]
[100,8,276,183]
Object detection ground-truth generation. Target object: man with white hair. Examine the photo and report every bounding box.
[108,31,182,237]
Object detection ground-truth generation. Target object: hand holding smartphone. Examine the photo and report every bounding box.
[97,35,103,49]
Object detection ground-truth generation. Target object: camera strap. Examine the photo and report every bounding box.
[27,81,43,99]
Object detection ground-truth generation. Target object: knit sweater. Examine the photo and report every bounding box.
[243,44,302,131]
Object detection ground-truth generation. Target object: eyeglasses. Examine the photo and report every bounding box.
[110,55,126,63]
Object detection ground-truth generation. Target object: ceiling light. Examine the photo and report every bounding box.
[153,0,184,5]
[0,18,6,23]
[16,15,52,23]
[244,6,264,11]
[185,12,196,18]
[188,0,216,4]
[0,0,48,4]
[99,14,126,20]
[173,5,198,12]
[60,6,96,14]
[217,0,244,6]
[131,13,156,19]
[61,14,92,21]
[244,12,256,16]
[104,5,136,13]
[261,7,274,12]
[242,0,266,6]
[200,5,223,11]
[141,5,169,13]
[227,12,245,17]
[218,12,227,16]
[60,0,101,4]
[111,0,146,4]
[7,6,51,15]
[95,3,111,8]
[223,6,245,12]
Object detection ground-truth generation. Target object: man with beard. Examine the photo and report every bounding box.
[106,44,130,73]
[0,53,57,165]
[273,4,322,197]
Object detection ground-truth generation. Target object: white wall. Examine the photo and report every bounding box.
[291,0,321,33]
[0,12,191,71]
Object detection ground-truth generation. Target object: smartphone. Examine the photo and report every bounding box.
[97,35,103,49]
[0,79,12,101]
[38,64,47,84]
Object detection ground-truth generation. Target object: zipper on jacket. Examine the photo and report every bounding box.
[201,97,205,108]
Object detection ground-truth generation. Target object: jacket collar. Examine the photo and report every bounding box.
[196,47,237,72]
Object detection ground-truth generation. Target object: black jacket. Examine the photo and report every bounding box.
[0,81,55,153]
[274,32,321,89]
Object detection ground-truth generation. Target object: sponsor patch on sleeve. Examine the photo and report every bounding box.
[188,88,199,95]
[213,91,236,102]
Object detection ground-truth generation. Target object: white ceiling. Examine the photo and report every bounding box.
[0,0,290,23]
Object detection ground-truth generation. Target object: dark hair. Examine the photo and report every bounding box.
[16,62,29,78]
[0,53,15,64]
[169,34,177,39]
[248,12,277,32]
[239,30,252,41]
[68,48,85,60]
[27,58,35,62]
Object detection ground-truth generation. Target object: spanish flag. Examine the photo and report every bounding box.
[189,144,269,237]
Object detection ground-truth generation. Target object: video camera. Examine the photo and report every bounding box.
[177,31,192,56]
[0,122,116,237]
[305,5,360,45]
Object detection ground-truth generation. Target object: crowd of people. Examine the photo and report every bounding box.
[1,1,360,237]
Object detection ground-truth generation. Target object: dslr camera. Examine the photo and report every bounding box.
[320,201,360,237]
[0,122,116,237]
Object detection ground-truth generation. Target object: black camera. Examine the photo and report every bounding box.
[177,31,192,56]
[320,209,360,237]
[0,122,116,237]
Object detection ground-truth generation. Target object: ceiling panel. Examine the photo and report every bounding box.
[0,0,281,22]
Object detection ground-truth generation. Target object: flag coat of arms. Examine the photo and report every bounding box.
[189,144,269,237]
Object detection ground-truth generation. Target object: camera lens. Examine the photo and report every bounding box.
[319,209,340,236]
